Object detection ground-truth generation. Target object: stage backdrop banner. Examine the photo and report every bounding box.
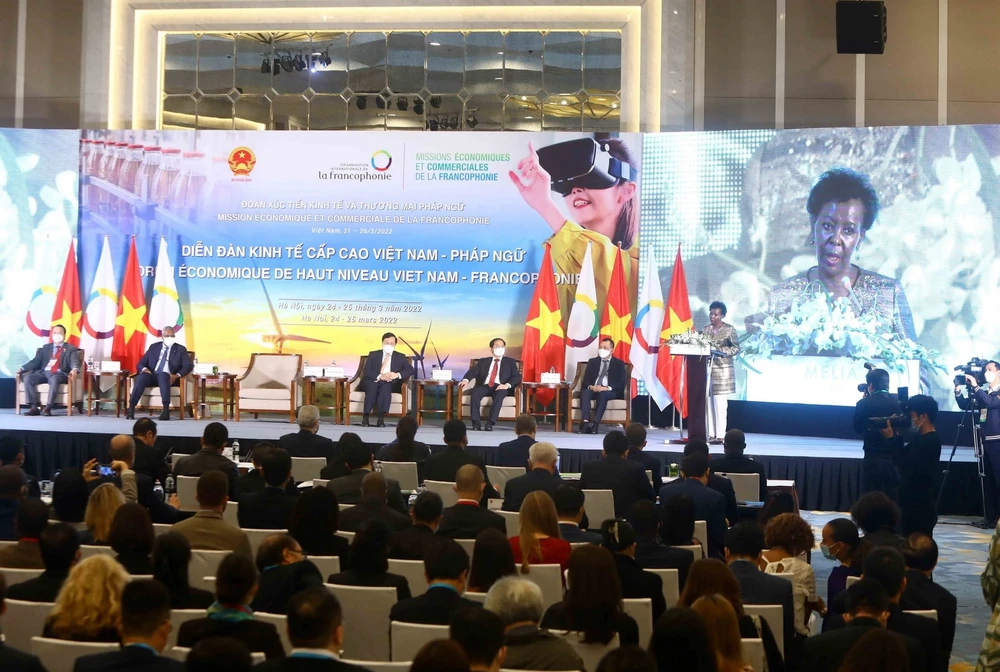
[73,131,641,378]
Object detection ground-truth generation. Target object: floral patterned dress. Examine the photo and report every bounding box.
[702,322,739,395]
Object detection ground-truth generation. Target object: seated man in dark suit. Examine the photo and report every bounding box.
[553,485,602,544]
[389,539,482,624]
[624,423,662,491]
[279,405,336,461]
[132,418,169,485]
[251,534,323,615]
[627,500,694,587]
[825,546,943,672]
[900,534,957,662]
[338,472,411,533]
[326,442,407,515]
[238,446,297,530]
[425,420,500,501]
[0,437,40,500]
[496,414,537,469]
[390,491,444,560]
[724,521,795,654]
[502,442,562,512]
[0,574,46,672]
[437,465,507,539]
[376,416,431,481]
[16,323,81,416]
[177,552,286,660]
[658,452,727,559]
[802,579,925,672]
[578,430,654,518]
[106,434,183,524]
[7,522,79,602]
[684,439,737,525]
[125,327,194,421]
[73,579,181,672]
[458,338,521,431]
[710,429,768,502]
[0,498,48,569]
[254,587,371,672]
[578,338,627,434]
[360,332,414,427]
[172,422,239,501]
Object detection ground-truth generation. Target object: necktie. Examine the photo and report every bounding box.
[488,358,500,386]
[50,346,62,373]
[156,345,170,373]
[381,354,391,375]
[598,360,609,386]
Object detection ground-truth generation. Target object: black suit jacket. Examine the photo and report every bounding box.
[133,440,170,484]
[390,524,444,561]
[853,392,904,457]
[73,645,182,672]
[627,450,663,492]
[823,605,942,672]
[578,455,655,519]
[176,617,285,660]
[361,350,414,391]
[557,522,602,544]
[658,478,727,559]
[338,498,412,532]
[279,430,337,461]
[633,537,694,588]
[613,553,666,623]
[899,569,957,659]
[802,617,925,672]
[326,469,407,515]
[137,342,194,377]
[20,342,81,375]
[172,450,239,501]
[326,569,412,602]
[495,435,536,469]
[709,454,768,501]
[0,643,46,672]
[252,560,325,615]
[238,486,297,529]
[462,357,522,387]
[6,569,67,602]
[582,356,627,397]
[424,445,500,500]
[389,586,483,625]
[376,441,432,482]
[728,559,796,652]
[502,469,563,512]
[135,473,181,524]
[437,502,507,539]
[255,656,373,672]
[708,472,739,525]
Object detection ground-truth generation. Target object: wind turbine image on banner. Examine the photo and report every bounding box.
[259,279,330,354]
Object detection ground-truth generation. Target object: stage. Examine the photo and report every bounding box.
[0,409,983,515]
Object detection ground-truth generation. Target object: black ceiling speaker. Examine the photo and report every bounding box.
[836,1,887,54]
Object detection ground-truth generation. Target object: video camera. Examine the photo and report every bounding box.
[954,357,989,388]
[866,386,911,431]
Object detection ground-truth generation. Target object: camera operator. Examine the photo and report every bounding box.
[956,360,1000,523]
[879,394,942,536]
[853,368,903,500]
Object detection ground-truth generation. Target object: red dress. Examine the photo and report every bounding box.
[509,535,572,572]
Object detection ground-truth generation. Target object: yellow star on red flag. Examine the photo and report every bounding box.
[115,297,147,344]
[526,299,564,348]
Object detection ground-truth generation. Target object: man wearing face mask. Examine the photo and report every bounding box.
[360,332,414,427]
[956,360,1000,523]
[577,337,627,434]
[853,368,903,500]
[125,326,193,421]
[17,324,81,416]
[891,395,942,537]
[459,338,521,431]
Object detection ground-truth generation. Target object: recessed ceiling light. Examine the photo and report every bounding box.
[521,96,527,101]
[495,77,503,80]
[611,103,618,108]
[429,42,441,46]
[497,51,504,55]
[560,100,567,105]
[525,115,533,119]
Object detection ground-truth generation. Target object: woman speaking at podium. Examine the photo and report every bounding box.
[703,301,740,441]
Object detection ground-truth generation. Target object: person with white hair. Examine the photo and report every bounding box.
[278,404,336,461]
[484,576,584,671]
[501,442,563,512]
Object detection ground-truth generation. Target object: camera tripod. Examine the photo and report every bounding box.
[937,403,991,529]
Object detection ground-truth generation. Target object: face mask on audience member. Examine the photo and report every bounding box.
[599,347,612,359]
[988,370,997,385]
[162,336,176,347]
[382,344,395,356]
[52,333,65,345]
[493,346,505,357]
[820,543,838,561]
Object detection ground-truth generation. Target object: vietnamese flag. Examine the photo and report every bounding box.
[600,246,634,362]
[111,238,149,372]
[50,240,83,347]
[655,245,694,416]
[522,244,565,406]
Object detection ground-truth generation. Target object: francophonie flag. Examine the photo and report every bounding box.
[564,242,600,381]
[80,236,118,362]
[145,236,186,349]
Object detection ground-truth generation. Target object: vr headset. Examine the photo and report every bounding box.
[535,137,633,196]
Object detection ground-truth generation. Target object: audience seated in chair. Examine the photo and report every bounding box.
[710,429,769,502]
[251,533,323,615]
[494,414,538,469]
[324,441,406,515]
[466,528,517,594]
[168,471,251,556]
[172,423,239,501]
[7,522,80,602]
[72,579,181,672]
[900,533,957,662]
[658,453,727,559]
[820,517,863,628]
[659,493,700,553]
[0,436,41,499]
[483,576,584,671]
[0,465,28,541]
[151,532,215,610]
[327,520,411,601]
[424,420,500,501]
[289,487,351,568]
[110,502,155,575]
[437,465,506,540]
[0,573,46,672]
[689,593,754,672]
[600,519,665,624]
[389,491,445,561]
[43,554,127,643]
[0,498,48,568]
[238,446,298,530]
[501,442,562,513]
[79,482,125,545]
[389,538,481,624]
[50,470,90,530]
[132,418,170,485]
[279,405,337,462]
[186,637,254,672]
[594,646,657,672]
[627,499,694,587]
[176,552,285,660]
[319,433,364,482]
[682,439,738,524]
[762,512,823,645]
[648,606,717,672]
[237,444,300,500]
[410,639,471,672]
[510,490,572,574]
[624,423,663,491]
[450,607,508,672]
[376,415,431,481]
[337,472,411,533]
[579,431,655,519]
[851,492,906,549]
[103,434,183,524]
[553,484,602,545]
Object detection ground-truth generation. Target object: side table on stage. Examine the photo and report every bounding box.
[192,373,236,421]
[86,371,127,417]
[520,382,569,432]
[414,379,455,426]
[303,376,348,424]
[665,344,710,443]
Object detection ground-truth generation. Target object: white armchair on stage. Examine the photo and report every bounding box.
[569,361,632,432]
[456,358,521,424]
[345,355,409,426]
[235,353,302,422]
[15,351,86,416]
[126,352,197,420]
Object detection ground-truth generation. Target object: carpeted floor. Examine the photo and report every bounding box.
[801,511,992,672]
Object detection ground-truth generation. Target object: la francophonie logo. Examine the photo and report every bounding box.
[371,150,392,172]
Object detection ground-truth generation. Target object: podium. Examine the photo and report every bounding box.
[667,344,710,443]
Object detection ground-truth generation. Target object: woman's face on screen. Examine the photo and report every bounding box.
[564,183,632,239]
[813,198,866,277]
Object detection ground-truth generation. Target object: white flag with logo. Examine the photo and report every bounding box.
[629,250,671,410]
[564,242,601,379]
[145,237,186,349]
[79,236,117,362]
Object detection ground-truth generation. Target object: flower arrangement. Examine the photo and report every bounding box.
[742,291,945,374]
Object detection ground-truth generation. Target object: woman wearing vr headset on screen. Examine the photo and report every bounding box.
[509,137,639,312]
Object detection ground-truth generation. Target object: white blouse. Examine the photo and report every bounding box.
[764,556,817,636]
